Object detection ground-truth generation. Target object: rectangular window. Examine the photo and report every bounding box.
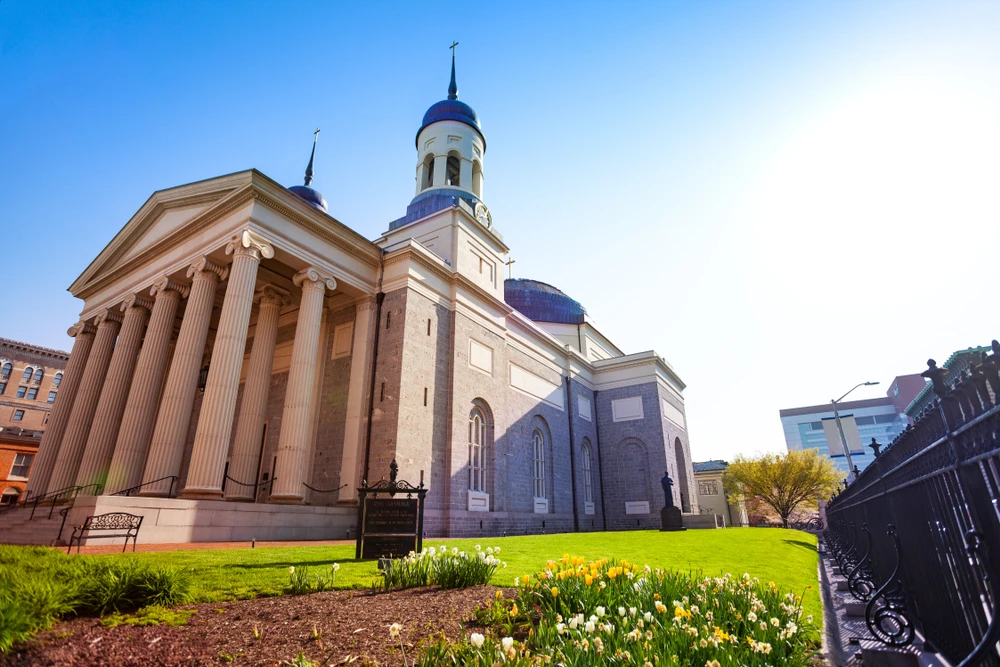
[699,480,719,496]
[10,454,33,479]
[15,386,26,399]
[47,391,56,403]
[12,409,24,421]
[26,388,38,400]
[532,431,546,499]
[582,445,593,503]
[810,422,823,430]
[423,387,428,407]
[0,382,5,395]
[385,312,391,330]
[380,382,385,402]
[854,416,875,425]
[874,414,897,424]
[427,319,431,336]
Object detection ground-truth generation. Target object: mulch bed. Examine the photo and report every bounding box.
[1,586,509,667]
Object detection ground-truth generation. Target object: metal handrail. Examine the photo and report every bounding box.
[111,476,177,498]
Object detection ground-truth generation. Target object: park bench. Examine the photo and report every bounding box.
[67,512,143,554]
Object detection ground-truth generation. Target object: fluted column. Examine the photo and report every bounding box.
[270,267,337,503]
[225,286,288,501]
[140,258,228,496]
[73,295,151,490]
[48,311,122,493]
[105,279,187,494]
[25,322,96,497]
[183,231,274,499]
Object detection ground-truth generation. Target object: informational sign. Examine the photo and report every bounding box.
[355,460,426,560]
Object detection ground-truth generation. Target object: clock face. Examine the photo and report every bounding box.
[475,202,492,229]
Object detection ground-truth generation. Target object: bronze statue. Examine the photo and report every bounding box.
[661,472,674,508]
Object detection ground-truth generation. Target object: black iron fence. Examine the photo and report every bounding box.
[825,342,1000,666]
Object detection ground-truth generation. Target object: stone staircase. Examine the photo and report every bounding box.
[0,503,74,547]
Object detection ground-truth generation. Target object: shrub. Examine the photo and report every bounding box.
[378,545,505,591]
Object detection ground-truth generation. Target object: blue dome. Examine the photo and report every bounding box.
[504,279,587,325]
[416,99,485,148]
[287,184,328,213]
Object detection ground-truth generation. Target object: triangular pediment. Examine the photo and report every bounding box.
[70,171,257,296]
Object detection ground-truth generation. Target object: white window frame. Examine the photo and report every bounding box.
[532,429,546,501]
[582,442,594,504]
[469,408,486,492]
[9,453,32,479]
[12,409,24,421]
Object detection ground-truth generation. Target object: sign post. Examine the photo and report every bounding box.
[355,460,427,560]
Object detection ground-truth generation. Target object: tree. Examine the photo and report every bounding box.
[722,450,841,528]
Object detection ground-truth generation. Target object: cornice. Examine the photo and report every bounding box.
[0,339,70,362]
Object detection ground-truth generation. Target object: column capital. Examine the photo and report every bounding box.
[151,276,191,299]
[226,230,274,261]
[293,267,337,293]
[255,285,292,308]
[187,257,229,282]
[94,309,124,327]
[121,293,154,313]
[67,321,96,337]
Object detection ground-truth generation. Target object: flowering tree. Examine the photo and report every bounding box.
[723,450,841,528]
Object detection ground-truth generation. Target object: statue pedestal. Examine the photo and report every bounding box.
[660,506,685,532]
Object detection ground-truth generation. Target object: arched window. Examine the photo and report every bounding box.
[581,439,594,504]
[0,361,11,377]
[446,153,461,187]
[33,368,43,383]
[21,366,33,380]
[422,154,435,190]
[532,429,546,499]
[469,407,486,492]
[53,372,63,387]
[472,160,483,198]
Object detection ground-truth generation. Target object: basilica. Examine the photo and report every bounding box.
[17,54,697,543]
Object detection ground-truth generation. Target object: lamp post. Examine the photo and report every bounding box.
[832,381,879,482]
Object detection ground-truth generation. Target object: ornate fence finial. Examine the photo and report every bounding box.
[869,438,882,457]
[922,359,950,397]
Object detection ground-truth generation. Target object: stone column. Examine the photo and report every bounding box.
[105,279,188,494]
[140,257,228,496]
[183,231,274,499]
[270,267,337,503]
[24,322,96,498]
[338,297,376,502]
[224,285,288,501]
[74,295,152,489]
[47,311,122,493]
[433,154,448,187]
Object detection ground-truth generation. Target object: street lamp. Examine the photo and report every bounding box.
[832,381,879,482]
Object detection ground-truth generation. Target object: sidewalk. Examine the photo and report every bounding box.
[62,539,355,555]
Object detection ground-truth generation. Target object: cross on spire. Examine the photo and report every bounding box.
[448,41,459,100]
[504,257,516,279]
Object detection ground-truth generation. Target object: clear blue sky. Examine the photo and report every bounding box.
[2,1,999,461]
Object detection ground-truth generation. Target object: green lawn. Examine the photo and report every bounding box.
[101,528,819,618]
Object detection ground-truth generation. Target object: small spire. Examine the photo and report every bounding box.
[448,41,459,100]
[304,128,320,186]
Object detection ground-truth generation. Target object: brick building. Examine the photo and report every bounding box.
[0,433,40,506]
[0,338,70,434]
[6,56,697,543]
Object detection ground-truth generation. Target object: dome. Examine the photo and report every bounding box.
[287,131,328,213]
[416,99,484,146]
[415,47,486,148]
[504,278,587,325]
[287,184,328,212]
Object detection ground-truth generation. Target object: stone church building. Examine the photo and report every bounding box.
[15,57,697,543]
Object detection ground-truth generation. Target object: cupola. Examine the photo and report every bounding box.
[412,45,486,205]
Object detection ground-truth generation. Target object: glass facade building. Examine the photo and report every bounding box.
[780,397,910,477]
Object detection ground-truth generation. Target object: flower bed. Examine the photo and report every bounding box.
[378,545,506,591]
[417,554,818,666]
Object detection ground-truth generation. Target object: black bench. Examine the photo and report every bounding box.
[67,512,143,554]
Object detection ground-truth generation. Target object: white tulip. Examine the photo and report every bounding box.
[469,632,485,648]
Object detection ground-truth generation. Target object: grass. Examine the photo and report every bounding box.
[102,528,819,618]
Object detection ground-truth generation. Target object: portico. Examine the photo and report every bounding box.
[25,171,381,541]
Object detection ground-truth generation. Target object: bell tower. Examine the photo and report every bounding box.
[412,43,486,205]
